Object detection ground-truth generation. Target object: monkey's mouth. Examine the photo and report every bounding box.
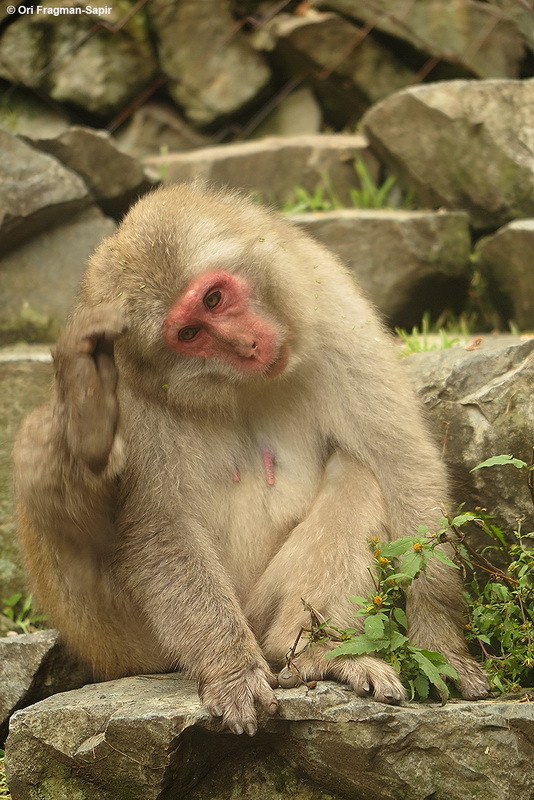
[264,344,289,377]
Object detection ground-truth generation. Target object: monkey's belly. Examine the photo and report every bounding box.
[205,450,323,602]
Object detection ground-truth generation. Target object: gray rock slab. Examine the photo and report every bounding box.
[251,87,322,139]
[323,0,525,78]
[475,219,534,330]
[292,209,471,328]
[0,88,69,141]
[0,4,157,116]
[148,0,270,125]
[0,206,116,344]
[405,336,534,535]
[0,347,52,601]
[0,630,91,745]
[0,131,90,253]
[257,11,417,109]
[362,78,534,229]
[27,126,156,219]
[145,135,378,206]
[5,677,534,800]
[113,102,211,160]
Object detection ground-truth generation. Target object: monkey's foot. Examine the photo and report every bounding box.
[446,655,491,700]
[286,651,405,705]
[200,664,279,736]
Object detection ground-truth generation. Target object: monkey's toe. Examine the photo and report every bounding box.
[200,664,279,735]
[456,666,491,700]
[342,657,405,704]
[290,651,406,704]
[431,652,490,700]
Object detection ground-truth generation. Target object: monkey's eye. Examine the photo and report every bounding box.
[178,326,201,342]
[204,290,222,310]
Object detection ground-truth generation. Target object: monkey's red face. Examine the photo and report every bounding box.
[163,271,288,378]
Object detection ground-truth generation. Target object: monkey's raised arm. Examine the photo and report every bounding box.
[14,305,127,556]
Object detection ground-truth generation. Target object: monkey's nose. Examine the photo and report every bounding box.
[233,339,258,358]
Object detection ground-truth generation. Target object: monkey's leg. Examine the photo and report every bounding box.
[118,519,279,735]
[245,452,406,704]
[406,564,490,699]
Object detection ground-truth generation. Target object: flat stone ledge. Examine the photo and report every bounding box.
[143,134,377,206]
[5,677,534,800]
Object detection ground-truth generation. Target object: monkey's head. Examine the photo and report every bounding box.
[82,183,355,407]
[82,184,364,405]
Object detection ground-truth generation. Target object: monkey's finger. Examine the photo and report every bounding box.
[266,672,279,689]
[204,702,223,718]
[94,348,119,394]
[59,306,128,356]
[256,681,279,717]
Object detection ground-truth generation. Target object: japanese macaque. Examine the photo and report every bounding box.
[13,183,489,735]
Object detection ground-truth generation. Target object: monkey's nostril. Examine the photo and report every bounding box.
[251,341,257,350]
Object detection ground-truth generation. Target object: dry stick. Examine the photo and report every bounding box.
[107,75,169,134]
[529,446,534,508]
[453,535,519,587]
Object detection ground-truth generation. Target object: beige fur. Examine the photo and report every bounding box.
[13,184,489,735]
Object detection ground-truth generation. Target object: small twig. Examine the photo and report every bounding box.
[477,638,506,661]
[528,447,534,508]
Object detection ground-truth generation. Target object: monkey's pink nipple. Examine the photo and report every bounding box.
[262,448,276,485]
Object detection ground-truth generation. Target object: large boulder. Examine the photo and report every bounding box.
[405,337,534,536]
[475,220,534,330]
[0,131,90,254]
[293,209,471,328]
[362,79,534,229]
[5,677,533,800]
[148,0,271,125]
[26,126,155,219]
[323,0,525,78]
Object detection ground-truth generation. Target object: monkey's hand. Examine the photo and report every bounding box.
[200,663,279,736]
[53,305,128,473]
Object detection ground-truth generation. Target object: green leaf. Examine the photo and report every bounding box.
[325,636,378,658]
[400,551,425,579]
[471,455,528,472]
[365,614,386,640]
[389,631,409,650]
[413,674,430,700]
[439,663,460,680]
[451,512,477,527]
[416,649,448,664]
[3,592,22,607]
[432,549,459,569]
[411,650,450,700]
[393,607,408,629]
[380,538,414,558]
